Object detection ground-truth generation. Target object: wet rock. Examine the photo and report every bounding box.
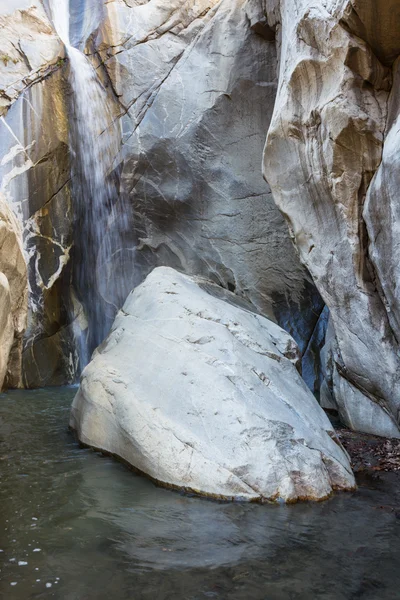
[71,266,355,502]
[0,3,78,388]
[302,306,329,399]
[0,0,327,389]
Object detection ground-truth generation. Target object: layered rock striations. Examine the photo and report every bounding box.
[263,0,400,436]
[71,267,355,502]
[0,1,79,387]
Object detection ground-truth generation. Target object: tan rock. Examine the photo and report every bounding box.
[0,3,77,387]
[0,1,64,116]
[0,193,27,389]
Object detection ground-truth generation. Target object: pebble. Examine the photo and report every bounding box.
[18,561,28,566]
[10,582,17,586]
[33,548,41,552]
[46,583,52,588]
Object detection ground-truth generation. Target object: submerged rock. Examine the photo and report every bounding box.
[71,267,355,502]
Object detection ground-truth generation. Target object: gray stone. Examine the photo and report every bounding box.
[96,0,324,360]
[0,0,326,389]
[71,267,355,503]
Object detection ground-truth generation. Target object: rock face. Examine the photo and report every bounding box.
[263,0,400,437]
[4,0,400,448]
[0,1,79,387]
[0,0,63,115]
[95,0,324,364]
[0,193,27,390]
[71,267,355,502]
[0,0,326,389]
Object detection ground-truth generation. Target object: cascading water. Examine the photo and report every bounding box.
[47,0,132,368]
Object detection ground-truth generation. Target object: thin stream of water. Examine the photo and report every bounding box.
[48,0,132,366]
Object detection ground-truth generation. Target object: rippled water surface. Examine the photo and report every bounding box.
[1,388,400,599]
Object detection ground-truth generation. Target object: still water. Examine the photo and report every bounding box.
[1,388,399,600]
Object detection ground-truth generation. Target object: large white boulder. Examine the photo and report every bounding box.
[71,267,355,502]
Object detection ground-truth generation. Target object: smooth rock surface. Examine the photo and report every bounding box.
[95,0,324,366]
[71,267,355,502]
[364,57,400,349]
[263,0,400,436]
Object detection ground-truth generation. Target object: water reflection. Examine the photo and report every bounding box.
[0,388,399,599]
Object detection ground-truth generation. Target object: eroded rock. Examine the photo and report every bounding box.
[0,193,27,390]
[0,2,78,387]
[0,0,64,115]
[263,0,400,436]
[71,267,355,502]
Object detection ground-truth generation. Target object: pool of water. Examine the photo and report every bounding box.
[1,387,400,599]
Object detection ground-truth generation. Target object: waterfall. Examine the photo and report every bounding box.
[47,0,132,368]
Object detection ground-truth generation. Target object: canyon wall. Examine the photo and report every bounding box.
[0,0,324,390]
[95,0,324,360]
[263,0,400,436]
[0,1,77,389]
[0,193,27,389]
[2,0,400,441]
